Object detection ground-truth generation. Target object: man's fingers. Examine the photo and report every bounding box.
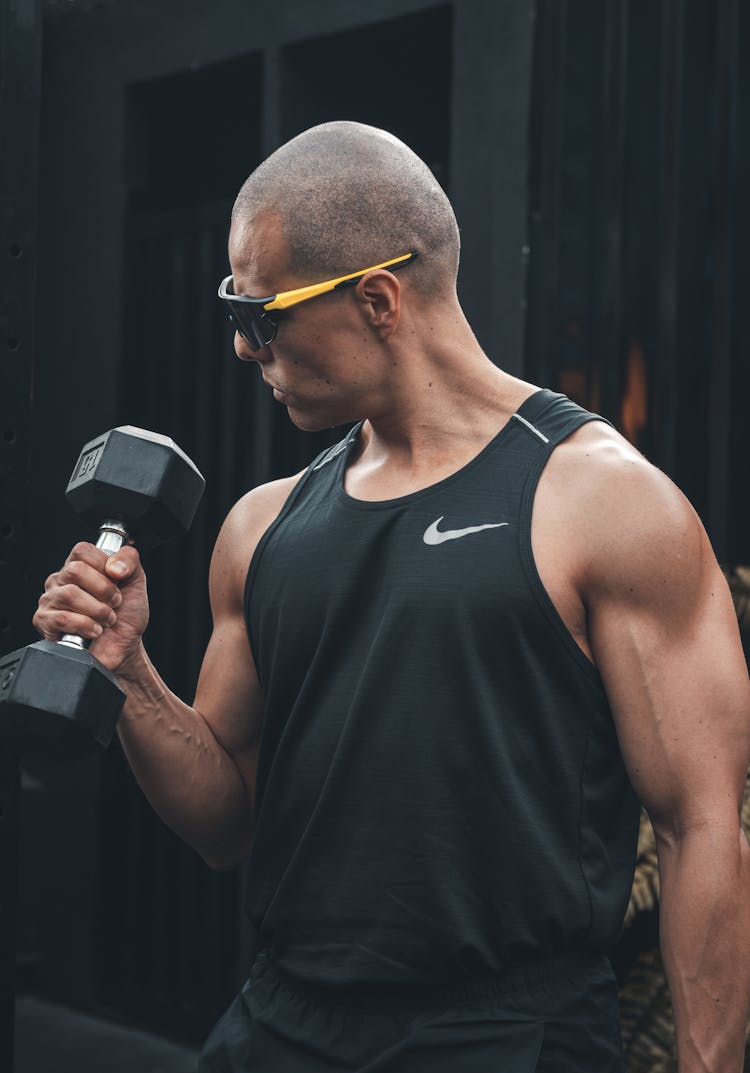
[32,607,104,642]
[65,541,141,584]
[32,543,143,644]
[43,584,117,627]
[51,558,121,605]
[34,579,117,638]
[65,541,108,570]
[33,543,142,642]
[62,540,140,583]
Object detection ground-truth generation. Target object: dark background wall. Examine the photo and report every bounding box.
[2,0,747,1051]
[526,0,748,563]
[10,0,535,1045]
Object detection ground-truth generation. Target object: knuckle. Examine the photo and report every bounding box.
[57,563,74,584]
[58,583,79,606]
[69,541,93,560]
[43,572,60,591]
[55,611,92,636]
[65,559,86,583]
[98,603,114,624]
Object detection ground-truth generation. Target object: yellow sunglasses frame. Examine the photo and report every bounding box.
[262,251,418,311]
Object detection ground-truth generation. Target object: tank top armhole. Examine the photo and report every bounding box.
[518,414,610,694]
[242,428,361,677]
[242,453,331,679]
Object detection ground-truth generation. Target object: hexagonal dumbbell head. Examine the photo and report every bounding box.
[0,641,124,757]
[65,426,205,549]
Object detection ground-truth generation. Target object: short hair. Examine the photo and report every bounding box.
[232,121,460,295]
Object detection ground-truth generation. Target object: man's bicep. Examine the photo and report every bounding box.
[588,499,750,839]
[190,491,272,796]
[194,612,264,764]
[190,472,302,801]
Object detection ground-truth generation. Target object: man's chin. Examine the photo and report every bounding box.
[284,402,355,434]
[285,407,331,433]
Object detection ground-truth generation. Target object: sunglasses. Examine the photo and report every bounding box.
[217,251,418,351]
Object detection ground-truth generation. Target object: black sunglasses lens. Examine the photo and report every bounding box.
[227,303,277,350]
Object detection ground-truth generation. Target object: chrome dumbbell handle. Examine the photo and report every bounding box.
[59,519,130,650]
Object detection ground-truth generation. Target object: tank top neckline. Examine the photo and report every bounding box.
[336,388,546,511]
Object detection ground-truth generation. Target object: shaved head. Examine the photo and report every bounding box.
[232,121,460,296]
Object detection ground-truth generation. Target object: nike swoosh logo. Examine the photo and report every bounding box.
[423,517,509,545]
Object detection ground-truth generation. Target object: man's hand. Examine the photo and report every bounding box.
[32,542,148,673]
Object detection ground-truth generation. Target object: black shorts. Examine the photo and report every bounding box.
[198,948,624,1073]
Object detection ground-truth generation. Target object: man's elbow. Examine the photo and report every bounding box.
[651,808,748,870]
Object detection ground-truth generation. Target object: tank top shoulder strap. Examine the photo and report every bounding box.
[267,422,362,524]
[308,422,362,475]
[510,388,612,455]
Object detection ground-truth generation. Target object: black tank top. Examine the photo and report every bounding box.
[243,389,641,988]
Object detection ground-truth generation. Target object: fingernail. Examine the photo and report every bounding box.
[107,610,117,626]
[110,560,127,576]
[93,624,103,636]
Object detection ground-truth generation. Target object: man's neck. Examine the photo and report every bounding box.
[344,339,539,500]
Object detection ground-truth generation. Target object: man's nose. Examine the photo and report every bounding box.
[234,330,267,363]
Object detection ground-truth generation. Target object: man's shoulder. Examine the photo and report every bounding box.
[209,472,305,607]
[223,471,306,551]
[543,420,709,598]
[547,418,672,507]
[546,417,643,475]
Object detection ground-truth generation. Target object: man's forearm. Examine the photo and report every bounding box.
[115,642,254,868]
[657,823,750,1072]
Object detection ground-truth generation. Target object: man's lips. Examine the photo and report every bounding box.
[262,376,288,400]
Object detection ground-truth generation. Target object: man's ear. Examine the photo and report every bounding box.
[354,270,401,337]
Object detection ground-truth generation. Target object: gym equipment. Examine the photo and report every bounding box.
[0,426,205,758]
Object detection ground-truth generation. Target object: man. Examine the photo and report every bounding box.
[33,122,750,1071]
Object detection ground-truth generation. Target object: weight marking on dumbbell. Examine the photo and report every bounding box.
[73,441,106,481]
[0,661,19,690]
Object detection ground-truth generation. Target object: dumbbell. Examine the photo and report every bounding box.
[0,426,205,758]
